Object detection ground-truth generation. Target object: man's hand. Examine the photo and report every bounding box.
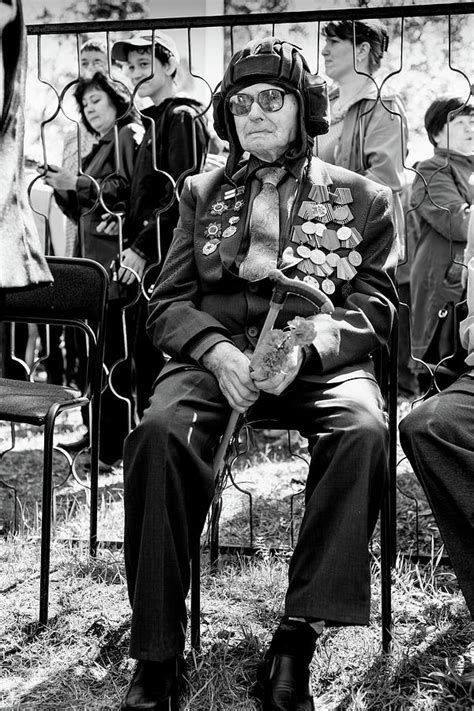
[117,248,147,285]
[202,342,259,413]
[252,344,303,396]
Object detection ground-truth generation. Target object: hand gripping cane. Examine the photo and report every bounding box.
[213,269,335,484]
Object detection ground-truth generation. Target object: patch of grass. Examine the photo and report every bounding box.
[1,418,473,709]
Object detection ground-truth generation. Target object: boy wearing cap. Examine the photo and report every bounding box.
[111,31,209,414]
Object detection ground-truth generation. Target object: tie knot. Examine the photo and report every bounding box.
[256,166,286,188]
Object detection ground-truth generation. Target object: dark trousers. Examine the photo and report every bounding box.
[399,374,474,618]
[123,364,388,661]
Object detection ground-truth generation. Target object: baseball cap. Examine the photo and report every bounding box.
[112,31,180,64]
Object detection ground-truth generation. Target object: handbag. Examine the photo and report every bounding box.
[422,299,469,376]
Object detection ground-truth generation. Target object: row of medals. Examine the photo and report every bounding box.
[202,186,245,255]
[202,185,362,297]
[291,185,361,295]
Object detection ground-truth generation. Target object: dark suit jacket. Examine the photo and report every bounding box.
[147,157,398,382]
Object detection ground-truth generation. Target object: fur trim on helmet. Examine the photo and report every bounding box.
[213,37,329,179]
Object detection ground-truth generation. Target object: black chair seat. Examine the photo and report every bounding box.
[0,378,86,425]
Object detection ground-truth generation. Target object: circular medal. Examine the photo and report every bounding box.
[321,278,335,295]
[303,275,320,289]
[310,249,326,265]
[206,223,220,237]
[337,226,352,241]
[228,216,240,225]
[210,201,226,215]
[203,240,218,255]
[222,225,237,238]
[314,223,326,237]
[297,245,312,259]
[313,203,327,218]
[348,250,362,266]
[333,204,350,221]
[301,221,317,235]
[326,252,340,267]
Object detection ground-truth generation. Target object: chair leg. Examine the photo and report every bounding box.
[380,327,398,652]
[89,398,100,557]
[209,497,222,571]
[39,408,59,625]
[190,542,201,651]
[380,485,392,653]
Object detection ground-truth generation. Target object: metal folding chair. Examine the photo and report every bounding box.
[190,327,399,654]
[0,256,109,625]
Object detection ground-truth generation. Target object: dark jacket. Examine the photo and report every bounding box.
[54,122,143,270]
[147,157,398,382]
[125,98,209,265]
[410,148,473,359]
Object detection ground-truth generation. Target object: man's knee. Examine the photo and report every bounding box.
[341,399,388,449]
[399,398,436,450]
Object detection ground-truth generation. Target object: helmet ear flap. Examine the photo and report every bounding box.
[303,73,330,137]
[212,90,228,141]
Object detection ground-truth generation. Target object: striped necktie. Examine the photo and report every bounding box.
[239,166,286,281]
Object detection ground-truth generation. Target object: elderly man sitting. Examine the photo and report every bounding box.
[121,37,398,711]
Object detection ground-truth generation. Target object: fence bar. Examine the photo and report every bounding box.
[26,2,474,36]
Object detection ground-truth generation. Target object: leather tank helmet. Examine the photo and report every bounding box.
[213,36,330,177]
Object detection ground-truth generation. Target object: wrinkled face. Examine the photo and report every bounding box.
[435,113,474,155]
[232,82,299,163]
[126,49,171,104]
[81,86,117,136]
[80,50,107,78]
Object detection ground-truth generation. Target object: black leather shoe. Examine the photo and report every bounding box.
[256,653,314,710]
[58,432,90,452]
[121,658,182,710]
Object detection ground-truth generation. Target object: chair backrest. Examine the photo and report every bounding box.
[0,256,109,396]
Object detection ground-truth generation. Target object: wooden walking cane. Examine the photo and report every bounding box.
[212,268,335,488]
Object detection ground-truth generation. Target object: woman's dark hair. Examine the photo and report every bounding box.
[424,96,474,146]
[323,19,389,74]
[74,72,139,136]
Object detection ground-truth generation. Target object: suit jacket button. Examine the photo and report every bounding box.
[247,326,258,338]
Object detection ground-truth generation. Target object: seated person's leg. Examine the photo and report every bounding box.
[399,375,474,619]
[122,363,230,704]
[255,374,388,707]
[285,374,388,625]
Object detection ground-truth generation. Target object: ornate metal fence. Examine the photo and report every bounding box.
[1,2,473,563]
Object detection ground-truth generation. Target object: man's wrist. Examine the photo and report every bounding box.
[202,341,235,372]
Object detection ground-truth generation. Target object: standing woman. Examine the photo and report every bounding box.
[319,19,412,395]
[410,97,473,376]
[318,19,408,236]
[42,72,143,469]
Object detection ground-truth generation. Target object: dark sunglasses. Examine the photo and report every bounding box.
[228,88,289,116]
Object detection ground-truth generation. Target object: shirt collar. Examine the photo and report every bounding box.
[245,150,307,181]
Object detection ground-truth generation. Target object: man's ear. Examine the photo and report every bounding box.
[164,56,179,77]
